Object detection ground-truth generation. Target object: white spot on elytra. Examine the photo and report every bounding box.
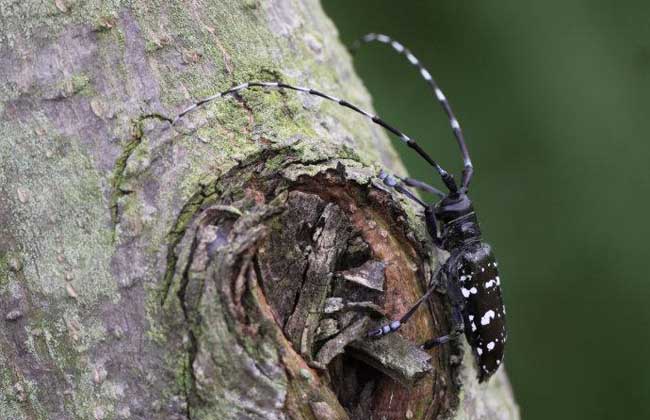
[485,279,496,288]
[476,347,483,355]
[461,288,470,298]
[471,322,477,332]
[480,267,485,272]
[497,359,501,365]
[460,275,467,282]
[470,287,478,295]
[468,315,474,321]
[487,341,495,351]
[480,310,496,326]
[496,276,501,286]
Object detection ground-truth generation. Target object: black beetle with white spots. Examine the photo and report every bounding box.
[172,33,507,383]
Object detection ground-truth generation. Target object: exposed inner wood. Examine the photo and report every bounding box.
[179,168,460,419]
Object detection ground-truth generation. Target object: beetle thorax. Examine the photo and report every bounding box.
[437,193,482,249]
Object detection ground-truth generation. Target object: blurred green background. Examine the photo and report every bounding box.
[324,1,650,419]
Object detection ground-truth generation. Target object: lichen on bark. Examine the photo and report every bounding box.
[0,0,518,419]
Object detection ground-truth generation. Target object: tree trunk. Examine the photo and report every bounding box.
[0,1,519,419]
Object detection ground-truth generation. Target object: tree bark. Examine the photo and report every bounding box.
[0,1,519,419]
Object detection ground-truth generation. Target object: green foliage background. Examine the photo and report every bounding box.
[325,1,650,419]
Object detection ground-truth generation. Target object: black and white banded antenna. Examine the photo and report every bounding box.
[351,33,474,190]
[172,81,459,192]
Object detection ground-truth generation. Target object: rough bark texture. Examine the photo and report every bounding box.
[0,1,519,419]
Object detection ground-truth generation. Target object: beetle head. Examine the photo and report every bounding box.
[436,192,474,223]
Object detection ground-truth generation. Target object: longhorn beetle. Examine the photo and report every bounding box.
[171,33,507,382]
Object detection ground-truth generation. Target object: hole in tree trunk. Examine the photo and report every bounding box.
[253,171,458,418]
[178,162,460,419]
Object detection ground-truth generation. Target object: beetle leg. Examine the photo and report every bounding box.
[420,304,464,349]
[424,205,442,247]
[421,266,465,348]
[399,176,445,198]
[377,170,443,247]
[377,170,428,208]
[367,266,441,338]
